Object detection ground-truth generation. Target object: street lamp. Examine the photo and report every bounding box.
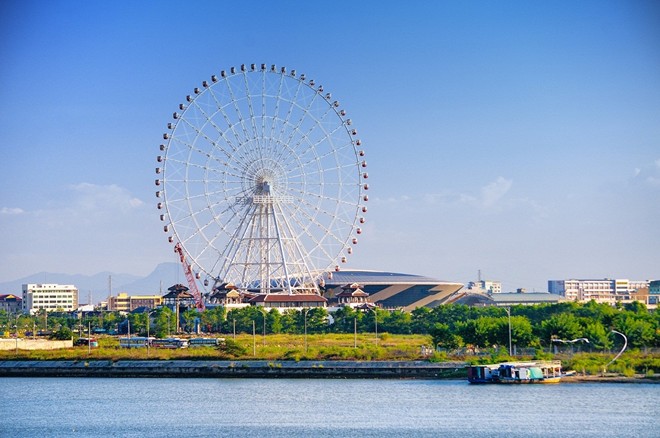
[604,330,627,373]
[369,307,378,344]
[303,308,311,354]
[261,309,266,348]
[252,320,256,356]
[504,307,512,356]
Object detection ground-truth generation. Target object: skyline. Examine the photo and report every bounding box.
[1,1,659,292]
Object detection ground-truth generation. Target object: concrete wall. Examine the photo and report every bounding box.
[0,360,467,379]
[0,339,73,350]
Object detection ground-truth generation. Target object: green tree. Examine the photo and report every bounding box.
[201,306,226,333]
[458,317,500,348]
[583,321,612,350]
[300,308,328,334]
[430,322,462,350]
[380,310,412,334]
[614,316,655,349]
[51,326,73,340]
[266,309,282,334]
[153,307,175,338]
[279,309,299,333]
[540,313,583,343]
[181,309,200,333]
[329,306,356,333]
[410,307,432,334]
[498,315,536,348]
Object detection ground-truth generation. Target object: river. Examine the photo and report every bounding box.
[1,378,658,437]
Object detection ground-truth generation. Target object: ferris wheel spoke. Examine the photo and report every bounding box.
[277,202,342,267]
[223,75,257,160]
[288,193,358,236]
[274,117,342,173]
[275,83,320,155]
[241,71,262,153]
[166,156,246,182]
[267,70,286,160]
[204,84,252,160]
[277,103,337,164]
[273,75,305,147]
[185,95,241,157]
[173,110,235,161]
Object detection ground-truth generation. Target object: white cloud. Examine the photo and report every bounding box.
[646,176,660,187]
[0,207,24,215]
[69,183,144,212]
[480,177,513,207]
[631,160,660,188]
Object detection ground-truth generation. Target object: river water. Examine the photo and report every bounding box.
[1,378,658,437]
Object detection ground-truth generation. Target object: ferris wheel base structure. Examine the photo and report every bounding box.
[155,64,368,297]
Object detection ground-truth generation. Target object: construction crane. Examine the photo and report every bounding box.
[174,243,205,311]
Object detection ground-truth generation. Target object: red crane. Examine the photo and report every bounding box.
[174,243,205,311]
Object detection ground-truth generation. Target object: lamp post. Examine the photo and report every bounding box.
[504,307,512,356]
[261,309,266,348]
[604,330,627,374]
[354,317,357,348]
[13,316,19,353]
[303,308,311,354]
[369,307,378,345]
[252,320,256,356]
[146,312,151,357]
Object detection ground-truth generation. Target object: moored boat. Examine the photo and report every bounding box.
[468,361,562,384]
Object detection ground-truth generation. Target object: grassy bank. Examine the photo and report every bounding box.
[0,333,433,362]
[1,334,657,379]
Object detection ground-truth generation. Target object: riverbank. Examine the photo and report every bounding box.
[0,360,467,379]
[562,373,659,384]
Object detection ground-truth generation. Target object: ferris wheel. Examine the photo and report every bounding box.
[156,63,368,295]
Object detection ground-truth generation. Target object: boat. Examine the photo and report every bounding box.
[468,361,562,384]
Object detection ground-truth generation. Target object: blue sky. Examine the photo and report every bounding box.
[1,0,659,292]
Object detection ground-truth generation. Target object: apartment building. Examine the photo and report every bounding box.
[107,292,163,311]
[548,279,649,304]
[22,284,79,314]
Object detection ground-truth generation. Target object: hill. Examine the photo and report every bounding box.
[0,263,186,305]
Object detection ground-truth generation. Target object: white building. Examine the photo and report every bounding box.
[22,284,79,314]
[548,279,649,304]
[467,280,502,294]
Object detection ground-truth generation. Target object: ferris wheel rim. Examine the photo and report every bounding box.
[156,64,368,292]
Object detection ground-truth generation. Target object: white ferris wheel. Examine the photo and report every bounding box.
[156,63,368,295]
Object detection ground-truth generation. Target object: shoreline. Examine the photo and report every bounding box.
[0,359,466,379]
[0,359,657,382]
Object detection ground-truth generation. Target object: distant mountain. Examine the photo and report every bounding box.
[0,263,186,305]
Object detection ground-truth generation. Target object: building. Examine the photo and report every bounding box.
[0,294,22,314]
[107,292,163,312]
[548,279,650,304]
[22,284,79,314]
[249,294,327,310]
[207,283,250,309]
[334,283,372,308]
[454,291,561,307]
[466,280,502,294]
[322,270,463,311]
